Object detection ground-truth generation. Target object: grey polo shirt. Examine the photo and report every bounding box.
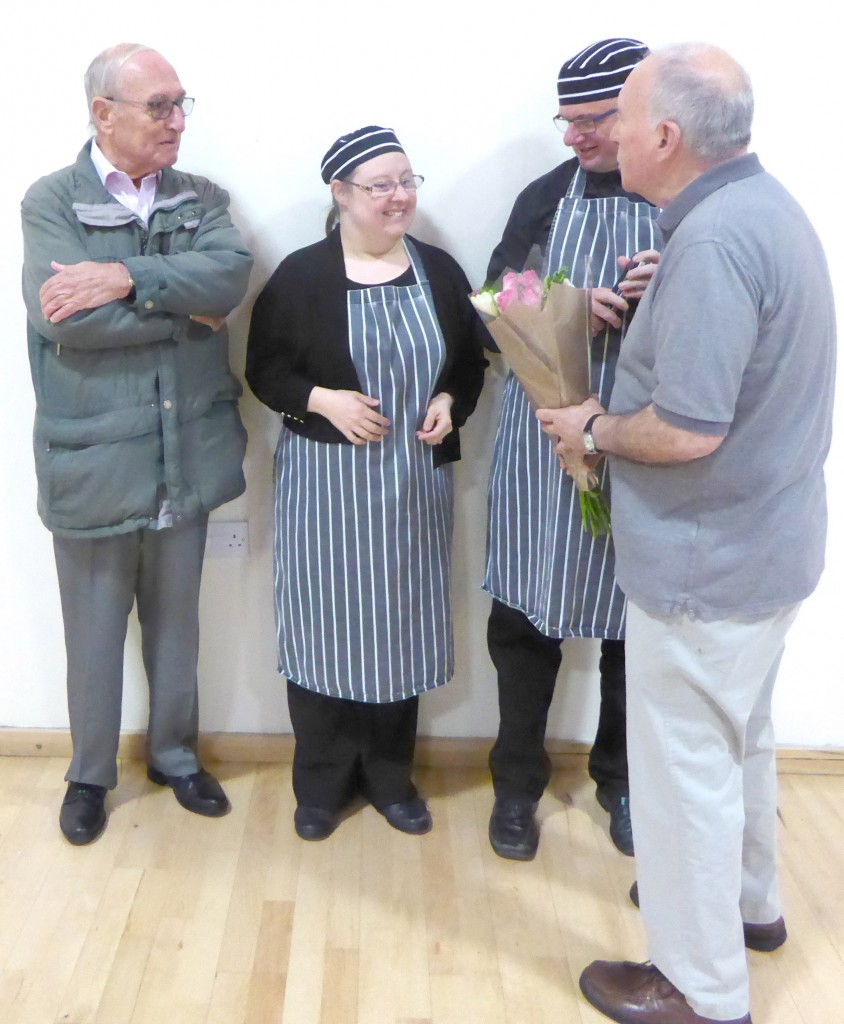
[608,154,836,621]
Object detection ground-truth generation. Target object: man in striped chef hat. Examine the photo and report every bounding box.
[484,38,660,862]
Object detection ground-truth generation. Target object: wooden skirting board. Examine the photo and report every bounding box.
[1,727,843,775]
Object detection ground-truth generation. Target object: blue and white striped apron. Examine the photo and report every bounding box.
[483,167,662,638]
[273,241,454,702]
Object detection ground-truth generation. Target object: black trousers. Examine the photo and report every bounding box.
[286,681,420,812]
[487,599,628,802]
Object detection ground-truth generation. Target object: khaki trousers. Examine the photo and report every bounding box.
[625,600,800,1021]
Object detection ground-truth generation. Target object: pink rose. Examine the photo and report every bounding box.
[519,269,543,299]
[519,285,542,308]
[496,286,519,313]
[495,269,546,312]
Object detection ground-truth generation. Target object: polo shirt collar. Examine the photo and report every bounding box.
[658,153,764,239]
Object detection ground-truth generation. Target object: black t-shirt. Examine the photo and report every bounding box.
[346,266,416,290]
[486,157,647,282]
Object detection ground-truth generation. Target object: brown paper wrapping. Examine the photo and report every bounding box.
[484,282,595,493]
[485,283,591,412]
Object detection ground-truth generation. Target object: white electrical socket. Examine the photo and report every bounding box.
[206,521,249,558]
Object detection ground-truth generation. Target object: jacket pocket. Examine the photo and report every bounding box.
[179,400,247,510]
[37,435,160,531]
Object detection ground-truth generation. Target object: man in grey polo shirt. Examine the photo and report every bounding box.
[537,43,835,1024]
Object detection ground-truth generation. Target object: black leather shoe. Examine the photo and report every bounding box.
[742,917,787,952]
[378,796,432,835]
[597,791,634,856]
[294,805,339,841]
[629,881,787,952]
[488,794,539,860]
[147,766,230,817]
[60,782,107,846]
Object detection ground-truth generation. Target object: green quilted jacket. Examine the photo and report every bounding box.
[22,142,253,537]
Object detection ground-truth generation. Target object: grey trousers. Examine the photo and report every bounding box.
[53,514,209,789]
[626,599,800,1021]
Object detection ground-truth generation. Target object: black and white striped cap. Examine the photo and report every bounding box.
[320,125,405,183]
[557,38,649,104]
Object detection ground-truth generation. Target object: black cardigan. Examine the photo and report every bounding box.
[246,227,489,465]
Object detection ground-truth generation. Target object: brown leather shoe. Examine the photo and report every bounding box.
[579,960,751,1022]
[629,882,787,952]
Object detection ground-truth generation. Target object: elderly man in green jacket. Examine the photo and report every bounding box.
[21,43,253,846]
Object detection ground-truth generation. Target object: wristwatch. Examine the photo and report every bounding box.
[583,413,604,455]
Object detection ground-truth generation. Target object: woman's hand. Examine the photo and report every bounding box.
[307,387,391,444]
[416,392,454,445]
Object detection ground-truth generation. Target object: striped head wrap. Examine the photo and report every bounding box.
[557,38,649,104]
[320,126,405,183]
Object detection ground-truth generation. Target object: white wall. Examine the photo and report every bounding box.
[1,1,841,747]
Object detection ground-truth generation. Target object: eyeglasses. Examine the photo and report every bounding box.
[552,108,617,135]
[106,95,195,120]
[345,174,425,198]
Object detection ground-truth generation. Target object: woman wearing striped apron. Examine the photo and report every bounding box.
[484,39,662,861]
[246,126,488,841]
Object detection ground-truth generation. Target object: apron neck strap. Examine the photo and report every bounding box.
[565,165,586,200]
[403,238,429,287]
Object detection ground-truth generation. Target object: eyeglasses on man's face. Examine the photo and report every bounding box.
[346,174,425,198]
[552,108,617,135]
[106,95,195,120]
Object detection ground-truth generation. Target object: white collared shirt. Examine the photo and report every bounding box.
[90,140,159,225]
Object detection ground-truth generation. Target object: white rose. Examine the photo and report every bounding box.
[470,289,499,320]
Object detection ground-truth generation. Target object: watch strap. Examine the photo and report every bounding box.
[584,413,604,454]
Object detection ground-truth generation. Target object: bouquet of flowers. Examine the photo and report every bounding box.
[471,267,611,536]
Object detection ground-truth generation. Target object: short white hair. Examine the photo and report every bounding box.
[649,43,753,162]
[84,43,154,129]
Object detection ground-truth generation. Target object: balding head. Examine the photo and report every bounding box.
[87,46,187,181]
[84,44,154,129]
[647,44,753,163]
[614,44,753,206]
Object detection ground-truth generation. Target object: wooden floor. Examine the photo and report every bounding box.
[1,758,842,1023]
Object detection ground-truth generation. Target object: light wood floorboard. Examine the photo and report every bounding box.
[0,757,842,1023]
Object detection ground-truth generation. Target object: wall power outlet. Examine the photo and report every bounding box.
[206,521,249,558]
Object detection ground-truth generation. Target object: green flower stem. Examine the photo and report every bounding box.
[579,489,612,537]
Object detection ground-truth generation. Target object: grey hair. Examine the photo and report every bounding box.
[648,43,753,162]
[84,43,154,129]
